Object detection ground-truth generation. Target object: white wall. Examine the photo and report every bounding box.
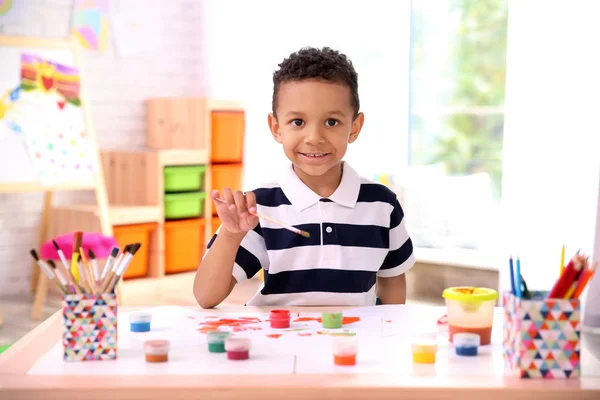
[501,0,600,293]
[0,0,205,296]
[200,0,411,190]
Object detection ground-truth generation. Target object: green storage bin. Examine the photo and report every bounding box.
[164,165,207,193]
[164,192,207,219]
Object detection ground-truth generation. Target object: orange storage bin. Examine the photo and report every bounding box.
[165,218,205,274]
[211,111,245,163]
[211,217,221,236]
[211,163,244,215]
[112,223,157,279]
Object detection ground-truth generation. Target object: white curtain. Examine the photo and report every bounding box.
[501,0,600,294]
[199,0,411,189]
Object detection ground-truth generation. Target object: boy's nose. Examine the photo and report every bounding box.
[304,127,326,144]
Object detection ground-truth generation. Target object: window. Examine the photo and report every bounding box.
[405,0,508,252]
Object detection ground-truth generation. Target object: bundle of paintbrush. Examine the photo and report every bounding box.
[30,231,142,295]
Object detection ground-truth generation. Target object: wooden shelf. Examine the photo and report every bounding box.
[52,204,162,225]
[208,99,244,112]
[0,180,96,193]
[158,149,209,167]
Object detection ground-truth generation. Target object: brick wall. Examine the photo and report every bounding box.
[0,0,206,296]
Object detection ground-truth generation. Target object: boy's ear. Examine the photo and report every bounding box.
[348,112,365,144]
[268,113,282,144]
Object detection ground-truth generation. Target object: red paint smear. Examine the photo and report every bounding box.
[385,320,392,323]
[292,316,361,325]
[298,332,312,337]
[198,317,263,333]
[266,333,282,339]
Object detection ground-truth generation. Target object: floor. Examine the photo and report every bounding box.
[0,272,443,347]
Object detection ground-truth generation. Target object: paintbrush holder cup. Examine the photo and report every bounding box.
[62,293,118,361]
[503,290,581,379]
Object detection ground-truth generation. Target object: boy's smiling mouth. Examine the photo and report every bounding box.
[300,152,330,158]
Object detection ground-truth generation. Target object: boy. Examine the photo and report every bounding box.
[194,47,415,308]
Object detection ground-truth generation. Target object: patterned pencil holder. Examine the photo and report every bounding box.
[62,293,118,361]
[503,290,580,379]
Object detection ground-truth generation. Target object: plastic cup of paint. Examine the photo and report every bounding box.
[129,311,152,332]
[270,309,291,329]
[207,331,231,353]
[144,339,170,363]
[442,286,497,345]
[332,336,358,366]
[411,338,438,364]
[453,332,480,356]
[225,337,251,360]
[322,311,343,329]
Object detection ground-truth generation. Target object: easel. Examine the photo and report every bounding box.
[0,36,117,322]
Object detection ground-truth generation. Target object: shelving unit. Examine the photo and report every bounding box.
[42,99,244,297]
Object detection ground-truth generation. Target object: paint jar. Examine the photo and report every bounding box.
[332,336,358,366]
[412,338,438,364]
[453,332,480,356]
[322,311,343,329]
[207,331,231,353]
[144,339,170,363]
[225,337,251,360]
[270,309,291,329]
[442,287,498,345]
[129,311,152,332]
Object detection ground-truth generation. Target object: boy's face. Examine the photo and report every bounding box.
[268,79,364,178]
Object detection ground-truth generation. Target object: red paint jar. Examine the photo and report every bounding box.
[269,309,290,329]
[227,350,250,360]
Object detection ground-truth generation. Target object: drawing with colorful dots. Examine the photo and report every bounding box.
[13,53,97,186]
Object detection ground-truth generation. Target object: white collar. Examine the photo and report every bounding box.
[278,161,361,212]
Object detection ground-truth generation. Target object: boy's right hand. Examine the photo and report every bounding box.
[211,188,259,234]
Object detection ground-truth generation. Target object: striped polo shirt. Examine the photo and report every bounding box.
[205,161,415,306]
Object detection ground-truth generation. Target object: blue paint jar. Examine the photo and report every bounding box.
[129,311,152,332]
[453,332,480,356]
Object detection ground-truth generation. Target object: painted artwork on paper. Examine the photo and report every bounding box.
[71,0,110,51]
[16,53,96,186]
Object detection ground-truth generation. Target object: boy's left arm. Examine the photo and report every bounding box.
[377,274,407,304]
[376,197,415,304]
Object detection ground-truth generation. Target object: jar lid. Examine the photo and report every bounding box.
[453,333,481,347]
[225,337,251,352]
[207,331,231,344]
[129,311,152,323]
[321,311,343,320]
[442,287,498,302]
[144,339,170,355]
[412,338,438,354]
[332,336,358,355]
[270,309,291,319]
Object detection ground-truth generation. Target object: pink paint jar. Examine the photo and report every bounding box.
[269,309,291,329]
[225,337,251,360]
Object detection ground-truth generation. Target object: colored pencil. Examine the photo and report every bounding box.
[515,256,522,298]
[509,255,516,295]
[572,262,597,299]
[214,196,310,238]
[560,245,565,276]
[548,256,581,298]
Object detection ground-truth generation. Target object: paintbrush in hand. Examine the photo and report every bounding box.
[213,196,310,238]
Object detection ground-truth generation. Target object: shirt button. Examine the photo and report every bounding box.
[326,226,333,233]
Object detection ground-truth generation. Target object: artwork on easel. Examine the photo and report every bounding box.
[71,0,110,51]
[9,53,98,186]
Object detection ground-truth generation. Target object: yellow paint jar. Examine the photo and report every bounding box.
[412,339,438,364]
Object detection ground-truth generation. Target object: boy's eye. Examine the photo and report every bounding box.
[291,119,304,127]
[325,119,339,127]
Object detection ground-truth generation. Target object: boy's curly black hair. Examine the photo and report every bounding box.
[272,47,360,118]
